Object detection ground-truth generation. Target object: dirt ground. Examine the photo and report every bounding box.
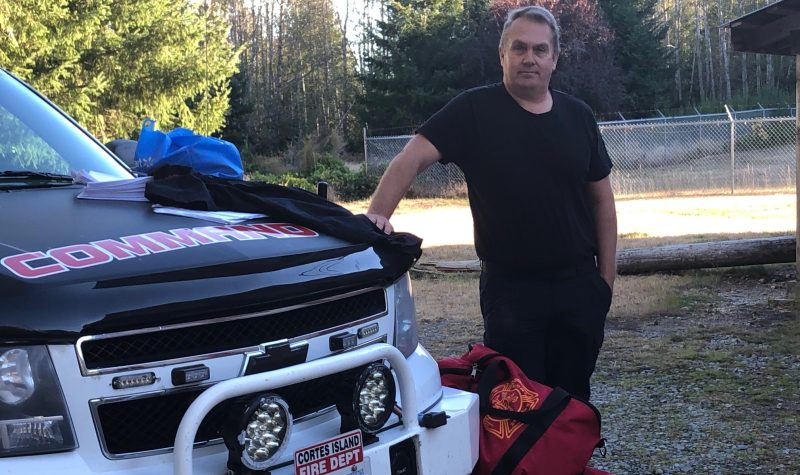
[394,194,799,474]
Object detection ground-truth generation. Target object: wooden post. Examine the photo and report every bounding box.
[796,56,799,276]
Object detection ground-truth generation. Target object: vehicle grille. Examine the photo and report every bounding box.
[80,289,386,372]
[95,367,365,456]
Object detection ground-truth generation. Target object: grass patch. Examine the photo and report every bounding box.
[759,320,800,354]
[610,271,720,320]
[619,232,650,239]
[418,244,477,262]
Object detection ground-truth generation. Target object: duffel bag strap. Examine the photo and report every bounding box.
[476,359,510,414]
[475,351,503,366]
[477,360,571,423]
[490,388,572,475]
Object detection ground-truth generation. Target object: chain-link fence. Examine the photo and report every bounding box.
[364,107,797,199]
[363,134,467,197]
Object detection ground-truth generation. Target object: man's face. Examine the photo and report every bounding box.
[499,18,558,94]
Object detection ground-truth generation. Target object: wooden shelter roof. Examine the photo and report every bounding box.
[728,0,800,55]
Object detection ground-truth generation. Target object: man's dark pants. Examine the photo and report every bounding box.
[479,262,612,401]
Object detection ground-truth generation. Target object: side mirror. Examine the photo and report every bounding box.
[105,139,137,168]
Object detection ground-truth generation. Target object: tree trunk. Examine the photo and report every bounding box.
[738,0,748,98]
[718,0,731,101]
[756,53,763,95]
[755,0,763,97]
[675,0,683,103]
[742,54,749,98]
[766,55,774,89]
[694,0,705,100]
[276,0,285,99]
[338,0,350,138]
[266,2,275,97]
[702,0,715,100]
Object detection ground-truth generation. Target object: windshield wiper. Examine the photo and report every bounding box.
[0,170,74,182]
[0,170,75,188]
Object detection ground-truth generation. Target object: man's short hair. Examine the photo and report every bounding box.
[499,5,561,56]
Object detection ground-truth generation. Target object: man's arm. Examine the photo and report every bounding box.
[366,134,442,234]
[586,176,617,290]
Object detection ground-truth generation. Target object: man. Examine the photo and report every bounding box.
[365,5,616,401]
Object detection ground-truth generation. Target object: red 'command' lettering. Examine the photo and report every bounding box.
[93,235,170,259]
[146,229,216,248]
[247,223,318,238]
[1,223,319,279]
[1,252,67,279]
[49,244,112,269]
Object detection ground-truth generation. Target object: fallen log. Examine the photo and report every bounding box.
[615,235,795,274]
[416,236,796,275]
[416,260,481,273]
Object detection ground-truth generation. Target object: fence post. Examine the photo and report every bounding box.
[658,109,667,162]
[724,104,736,195]
[617,113,630,167]
[363,125,368,175]
[795,55,799,277]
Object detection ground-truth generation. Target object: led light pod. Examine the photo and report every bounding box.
[352,363,396,434]
[224,393,292,472]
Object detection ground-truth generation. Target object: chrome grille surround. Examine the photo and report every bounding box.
[76,287,387,376]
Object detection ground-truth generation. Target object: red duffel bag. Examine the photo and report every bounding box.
[438,344,607,475]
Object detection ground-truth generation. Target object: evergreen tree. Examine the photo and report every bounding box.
[0,0,238,141]
[360,0,501,130]
[597,0,669,111]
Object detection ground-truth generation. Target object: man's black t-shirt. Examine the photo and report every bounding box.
[417,83,612,271]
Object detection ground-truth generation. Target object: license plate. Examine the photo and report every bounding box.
[294,429,370,475]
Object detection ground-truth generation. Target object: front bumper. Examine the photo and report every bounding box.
[3,344,478,475]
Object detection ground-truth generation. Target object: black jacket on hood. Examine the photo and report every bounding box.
[145,165,422,260]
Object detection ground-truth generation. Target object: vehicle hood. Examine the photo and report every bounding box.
[0,187,414,342]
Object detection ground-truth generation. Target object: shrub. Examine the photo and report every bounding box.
[247,171,316,192]
[242,131,378,201]
[310,158,377,201]
[245,154,292,175]
[247,158,377,202]
[735,121,795,151]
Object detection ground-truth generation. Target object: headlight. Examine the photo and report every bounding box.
[0,346,77,457]
[223,394,292,471]
[0,349,35,405]
[337,363,396,435]
[393,273,419,357]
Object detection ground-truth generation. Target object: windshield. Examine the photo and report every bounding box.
[0,70,133,183]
